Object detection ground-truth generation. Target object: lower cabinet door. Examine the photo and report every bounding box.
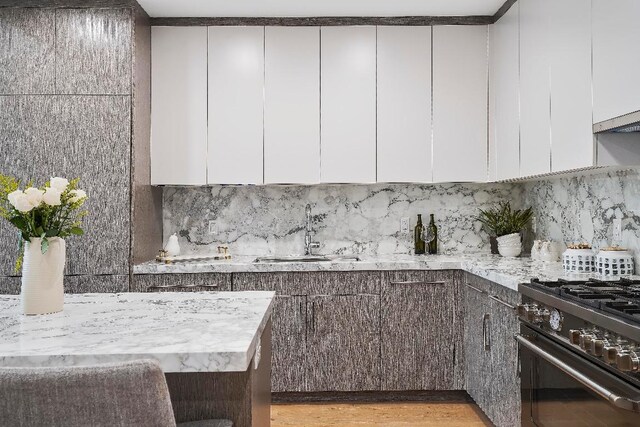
[381,272,457,390]
[271,295,307,392]
[305,294,380,392]
[488,294,521,427]
[464,282,493,412]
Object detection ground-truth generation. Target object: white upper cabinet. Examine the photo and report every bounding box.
[320,26,377,184]
[264,27,320,184]
[519,0,551,177]
[208,26,264,185]
[549,0,593,172]
[592,0,640,123]
[432,25,488,183]
[151,27,208,185]
[377,26,432,183]
[490,4,520,181]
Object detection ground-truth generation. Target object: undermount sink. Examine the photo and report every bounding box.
[253,255,361,263]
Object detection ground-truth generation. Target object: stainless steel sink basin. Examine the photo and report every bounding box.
[253,255,360,263]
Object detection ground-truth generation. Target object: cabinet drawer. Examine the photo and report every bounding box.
[131,273,231,292]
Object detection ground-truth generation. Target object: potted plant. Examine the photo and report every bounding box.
[0,175,87,315]
[475,202,533,257]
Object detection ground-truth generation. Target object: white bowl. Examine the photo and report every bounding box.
[498,245,522,257]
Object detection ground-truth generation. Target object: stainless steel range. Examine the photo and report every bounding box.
[517,278,640,426]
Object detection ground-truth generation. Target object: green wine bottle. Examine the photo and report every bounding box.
[428,214,438,255]
[414,214,425,255]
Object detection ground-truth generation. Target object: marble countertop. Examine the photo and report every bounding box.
[134,253,635,292]
[0,292,274,373]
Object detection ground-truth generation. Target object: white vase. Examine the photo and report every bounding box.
[21,237,65,315]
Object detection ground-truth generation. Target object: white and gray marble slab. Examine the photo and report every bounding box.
[0,292,274,373]
[134,253,640,292]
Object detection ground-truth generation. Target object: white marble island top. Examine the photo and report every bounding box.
[0,292,274,373]
[134,253,640,292]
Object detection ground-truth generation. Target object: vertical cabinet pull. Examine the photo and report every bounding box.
[482,313,491,351]
[310,301,316,333]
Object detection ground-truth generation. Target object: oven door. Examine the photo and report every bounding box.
[518,325,640,426]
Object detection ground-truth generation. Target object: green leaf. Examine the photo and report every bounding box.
[9,216,27,230]
[21,232,30,242]
[69,227,84,236]
[35,226,44,236]
[40,237,49,254]
[45,229,59,237]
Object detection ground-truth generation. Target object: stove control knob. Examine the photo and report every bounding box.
[580,334,595,352]
[591,339,605,357]
[538,309,551,324]
[569,330,582,345]
[616,351,639,372]
[604,346,619,364]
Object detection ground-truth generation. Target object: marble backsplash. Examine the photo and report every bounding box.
[524,168,640,265]
[163,183,522,257]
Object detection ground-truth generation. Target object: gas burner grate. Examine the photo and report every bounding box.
[602,301,640,323]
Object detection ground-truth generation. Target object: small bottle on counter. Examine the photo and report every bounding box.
[414,214,425,255]
[428,214,438,255]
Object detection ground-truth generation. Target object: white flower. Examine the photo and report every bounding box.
[68,189,87,203]
[49,177,69,192]
[24,187,44,208]
[43,187,62,206]
[7,190,23,208]
[12,194,34,213]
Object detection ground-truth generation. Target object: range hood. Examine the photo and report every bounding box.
[593,110,640,133]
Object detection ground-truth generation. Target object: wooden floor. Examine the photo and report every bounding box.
[271,402,492,427]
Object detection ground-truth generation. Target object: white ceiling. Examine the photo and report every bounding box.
[137,0,506,18]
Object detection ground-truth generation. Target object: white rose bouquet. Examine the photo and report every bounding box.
[0,174,88,271]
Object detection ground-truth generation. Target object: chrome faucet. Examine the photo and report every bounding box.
[304,204,320,256]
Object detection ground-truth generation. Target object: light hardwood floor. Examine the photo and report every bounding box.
[271,402,492,427]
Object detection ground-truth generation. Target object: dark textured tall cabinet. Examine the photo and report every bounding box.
[0,3,160,294]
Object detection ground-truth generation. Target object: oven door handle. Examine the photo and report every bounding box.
[515,334,640,413]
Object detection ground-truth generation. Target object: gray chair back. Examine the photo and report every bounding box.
[0,359,177,427]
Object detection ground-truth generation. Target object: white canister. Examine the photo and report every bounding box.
[21,237,65,315]
[562,248,596,273]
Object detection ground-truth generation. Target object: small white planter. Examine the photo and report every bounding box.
[497,233,522,257]
[21,238,65,315]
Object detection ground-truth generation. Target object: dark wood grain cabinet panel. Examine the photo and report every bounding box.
[381,270,460,391]
[305,294,380,392]
[55,8,132,95]
[488,292,521,427]
[271,295,307,392]
[0,95,131,276]
[131,273,232,292]
[464,277,492,412]
[464,273,521,427]
[0,8,55,94]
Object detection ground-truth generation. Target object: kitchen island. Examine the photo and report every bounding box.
[0,292,274,427]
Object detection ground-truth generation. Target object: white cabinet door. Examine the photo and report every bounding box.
[593,0,640,123]
[519,0,551,177]
[320,26,376,184]
[432,25,488,183]
[264,27,320,184]
[490,4,520,181]
[549,0,593,172]
[208,26,264,184]
[151,27,207,185]
[377,26,432,183]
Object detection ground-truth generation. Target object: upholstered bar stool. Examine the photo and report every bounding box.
[0,360,233,427]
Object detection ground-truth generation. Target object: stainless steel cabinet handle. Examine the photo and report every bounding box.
[147,283,219,291]
[482,313,491,351]
[489,294,516,310]
[465,283,486,294]
[310,301,316,333]
[516,334,640,413]
[390,280,446,285]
